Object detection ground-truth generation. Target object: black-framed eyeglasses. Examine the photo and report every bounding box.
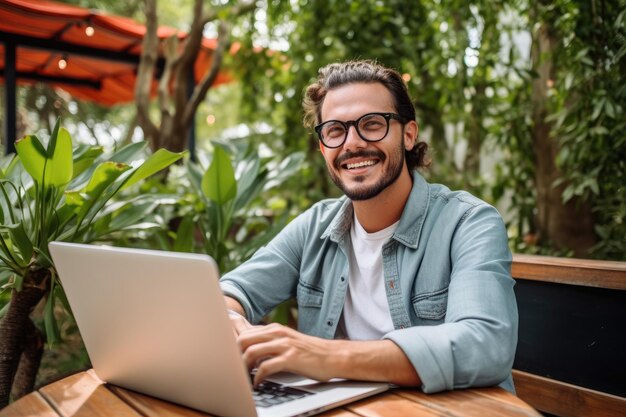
[314,112,405,149]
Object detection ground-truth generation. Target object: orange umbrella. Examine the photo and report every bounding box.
[0,0,231,153]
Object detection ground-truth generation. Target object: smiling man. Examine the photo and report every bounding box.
[220,60,518,394]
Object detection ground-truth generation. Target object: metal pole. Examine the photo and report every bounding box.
[4,41,17,155]
[187,65,196,162]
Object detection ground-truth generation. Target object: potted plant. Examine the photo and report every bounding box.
[0,120,184,406]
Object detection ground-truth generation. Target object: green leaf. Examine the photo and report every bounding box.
[121,149,186,190]
[109,142,147,163]
[46,127,74,186]
[47,117,61,157]
[15,135,47,183]
[14,273,24,292]
[6,223,33,264]
[15,127,73,187]
[74,162,132,225]
[85,162,131,195]
[108,201,159,230]
[202,146,237,204]
[173,215,195,252]
[44,278,61,346]
[73,145,104,178]
[562,185,575,203]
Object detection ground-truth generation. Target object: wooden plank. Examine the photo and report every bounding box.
[513,369,626,417]
[511,254,626,290]
[345,392,447,416]
[39,371,142,417]
[321,408,363,416]
[396,388,541,417]
[0,392,59,417]
[109,385,213,417]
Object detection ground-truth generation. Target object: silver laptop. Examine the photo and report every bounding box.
[49,242,388,417]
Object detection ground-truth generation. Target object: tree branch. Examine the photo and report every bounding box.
[182,0,257,125]
[135,0,161,150]
[183,22,230,126]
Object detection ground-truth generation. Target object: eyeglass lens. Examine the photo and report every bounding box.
[319,113,391,148]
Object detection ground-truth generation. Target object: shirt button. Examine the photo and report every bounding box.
[340,276,345,282]
[389,280,395,289]
[327,320,333,326]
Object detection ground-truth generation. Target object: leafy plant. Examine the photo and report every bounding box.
[181,141,304,273]
[0,120,184,406]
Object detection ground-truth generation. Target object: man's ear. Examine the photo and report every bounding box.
[319,141,326,155]
[404,120,419,151]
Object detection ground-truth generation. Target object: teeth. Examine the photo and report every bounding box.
[346,160,375,169]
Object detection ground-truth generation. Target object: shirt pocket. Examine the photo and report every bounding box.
[412,287,448,321]
[296,283,324,333]
[297,282,324,308]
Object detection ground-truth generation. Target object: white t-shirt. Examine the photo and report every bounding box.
[337,214,398,340]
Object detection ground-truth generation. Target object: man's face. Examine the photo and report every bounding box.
[319,82,416,201]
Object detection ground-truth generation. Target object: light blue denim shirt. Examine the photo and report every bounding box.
[220,171,518,393]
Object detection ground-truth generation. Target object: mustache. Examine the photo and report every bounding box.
[333,150,385,169]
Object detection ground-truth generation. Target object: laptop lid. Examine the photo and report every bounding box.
[49,242,388,417]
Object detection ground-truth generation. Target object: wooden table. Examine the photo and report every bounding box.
[0,370,540,417]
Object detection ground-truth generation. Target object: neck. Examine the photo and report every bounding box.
[353,168,413,233]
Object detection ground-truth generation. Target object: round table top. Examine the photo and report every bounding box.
[1,370,541,417]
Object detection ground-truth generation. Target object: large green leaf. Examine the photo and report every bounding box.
[15,135,47,184]
[202,146,237,204]
[74,162,132,222]
[15,127,73,187]
[109,141,147,163]
[121,149,185,190]
[85,162,131,195]
[46,127,73,186]
[73,145,104,179]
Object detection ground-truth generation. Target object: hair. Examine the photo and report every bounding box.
[303,60,430,170]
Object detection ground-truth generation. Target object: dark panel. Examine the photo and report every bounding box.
[4,41,16,154]
[514,279,626,397]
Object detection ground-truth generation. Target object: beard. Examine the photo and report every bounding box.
[326,139,405,201]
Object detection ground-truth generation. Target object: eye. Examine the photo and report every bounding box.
[359,115,386,131]
[323,122,346,139]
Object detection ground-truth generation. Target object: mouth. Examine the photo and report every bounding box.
[335,151,385,172]
[343,159,378,170]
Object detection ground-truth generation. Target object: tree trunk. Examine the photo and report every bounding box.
[0,268,49,407]
[530,22,596,257]
[10,319,44,400]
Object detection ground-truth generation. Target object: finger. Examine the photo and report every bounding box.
[253,356,291,386]
[242,338,289,370]
[229,314,252,336]
[238,323,292,351]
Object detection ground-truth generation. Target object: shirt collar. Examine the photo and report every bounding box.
[321,171,430,248]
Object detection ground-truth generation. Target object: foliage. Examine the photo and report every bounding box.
[0,120,184,403]
[538,0,626,259]
[176,139,304,272]
[234,0,626,260]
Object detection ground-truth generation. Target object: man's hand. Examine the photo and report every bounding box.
[224,296,421,387]
[237,322,422,387]
[227,309,253,336]
[237,323,336,386]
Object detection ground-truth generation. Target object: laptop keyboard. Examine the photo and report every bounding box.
[253,380,312,408]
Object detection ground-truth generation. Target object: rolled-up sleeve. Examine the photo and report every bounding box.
[384,204,518,393]
[220,210,311,323]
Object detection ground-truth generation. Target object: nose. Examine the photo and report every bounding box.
[343,124,366,151]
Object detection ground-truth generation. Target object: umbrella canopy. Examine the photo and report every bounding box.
[0,0,230,106]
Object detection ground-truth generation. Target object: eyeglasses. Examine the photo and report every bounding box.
[314,112,405,149]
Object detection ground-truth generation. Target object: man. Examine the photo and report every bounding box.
[221,60,518,394]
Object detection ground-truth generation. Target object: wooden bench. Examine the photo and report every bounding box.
[511,254,626,417]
